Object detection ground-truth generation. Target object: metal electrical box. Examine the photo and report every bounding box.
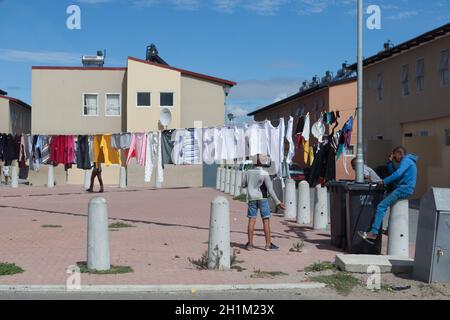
[414,188,450,283]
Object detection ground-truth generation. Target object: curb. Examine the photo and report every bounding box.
[0,283,326,293]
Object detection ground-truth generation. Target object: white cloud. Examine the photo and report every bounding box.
[228,78,301,101]
[76,0,113,3]
[387,10,419,20]
[226,104,250,117]
[0,49,81,64]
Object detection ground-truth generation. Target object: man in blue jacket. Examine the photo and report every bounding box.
[359,146,418,243]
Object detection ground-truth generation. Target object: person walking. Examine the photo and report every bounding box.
[359,146,418,243]
[87,163,104,193]
[241,155,285,251]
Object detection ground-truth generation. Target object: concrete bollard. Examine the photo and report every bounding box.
[220,167,226,192]
[387,200,410,257]
[297,181,311,224]
[119,166,127,189]
[310,188,316,216]
[87,197,111,271]
[225,168,231,194]
[273,177,285,204]
[313,185,329,230]
[284,179,297,220]
[208,196,230,270]
[47,165,55,188]
[216,166,222,190]
[229,169,236,195]
[11,165,18,188]
[234,170,242,197]
[84,170,91,190]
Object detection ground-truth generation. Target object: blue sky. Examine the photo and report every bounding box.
[0,0,449,122]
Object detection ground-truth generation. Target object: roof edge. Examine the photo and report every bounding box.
[128,56,237,87]
[32,66,127,71]
[0,95,32,109]
[248,76,356,116]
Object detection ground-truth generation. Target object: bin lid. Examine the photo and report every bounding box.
[327,180,384,192]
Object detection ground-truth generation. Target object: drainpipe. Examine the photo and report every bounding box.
[355,0,365,183]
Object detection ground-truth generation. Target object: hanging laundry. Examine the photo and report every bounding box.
[171,130,184,165]
[111,133,132,150]
[182,129,201,165]
[126,133,146,166]
[286,116,295,165]
[144,132,158,182]
[301,114,311,165]
[311,116,326,143]
[202,127,216,165]
[94,134,121,166]
[265,118,285,177]
[76,135,92,170]
[50,135,75,166]
[161,129,175,165]
[19,135,27,169]
[246,122,269,157]
[33,135,51,168]
[336,116,354,160]
[156,131,164,185]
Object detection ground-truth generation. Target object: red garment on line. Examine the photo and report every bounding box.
[49,135,75,165]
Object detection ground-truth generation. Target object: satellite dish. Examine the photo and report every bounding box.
[160,108,172,127]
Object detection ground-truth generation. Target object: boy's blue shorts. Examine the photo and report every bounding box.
[247,199,271,220]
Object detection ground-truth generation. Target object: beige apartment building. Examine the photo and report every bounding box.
[248,72,357,181]
[0,92,31,134]
[31,47,236,187]
[357,22,450,198]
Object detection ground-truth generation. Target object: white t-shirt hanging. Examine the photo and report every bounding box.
[286,116,295,164]
[171,129,185,165]
[265,118,285,177]
[247,122,269,157]
[302,114,311,141]
[234,127,246,160]
[312,116,326,143]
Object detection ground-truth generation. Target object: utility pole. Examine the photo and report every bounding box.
[356,0,365,183]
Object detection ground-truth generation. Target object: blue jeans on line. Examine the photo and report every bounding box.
[371,189,410,235]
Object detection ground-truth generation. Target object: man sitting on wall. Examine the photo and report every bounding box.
[358,146,418,243]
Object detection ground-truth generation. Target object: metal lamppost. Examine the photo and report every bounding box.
[355,0,365,183]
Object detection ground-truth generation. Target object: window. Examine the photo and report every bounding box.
[439,49,449,86]
[344,145,355,157]
[416,59,425,92]
[401,64,410,96]
[105,94,121,116]
[445,129,450,146]
[376,73,383,101]
[137,92,151,108]
[160,92,174,107]
[83,94,98,116]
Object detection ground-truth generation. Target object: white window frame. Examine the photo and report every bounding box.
[439,49,449,87]
[401,64,410,96]
[105,93,122,117]
[344,144,356,157]
[376,73,383,101]
[82,93,99,117]
[136,91,152,108]
[159,92,175,108]
[415,58,425,92]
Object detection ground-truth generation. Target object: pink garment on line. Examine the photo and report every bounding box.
[126,133,147,166]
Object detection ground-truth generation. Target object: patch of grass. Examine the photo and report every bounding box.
[250,269,288,279]
[289,241,305,253]
[304,261,336,273]
[0,263,25,276]
[76,262,133,275]
[109,222,135,229]
[188,251,209,270]
[41,225,63,228]
[309,272,360,295]
[233,194,247,202]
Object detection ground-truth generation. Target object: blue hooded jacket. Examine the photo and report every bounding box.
[384,154,418,196]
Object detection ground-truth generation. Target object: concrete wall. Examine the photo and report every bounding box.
[180,75,225,128]
[126,59,181,132]
[0,98,9,133]
[364,34,450,196]
[32,68,125,135]
[253,80,357,181]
